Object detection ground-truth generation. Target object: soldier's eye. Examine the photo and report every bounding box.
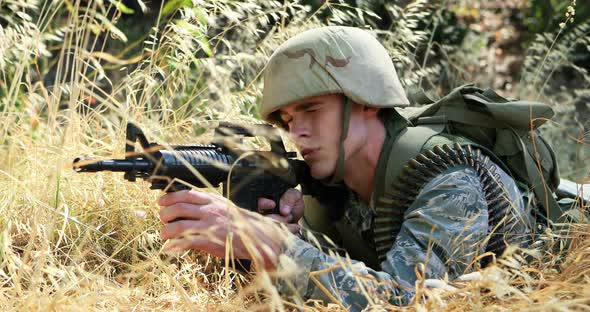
[279,113,291,124]
[304,103,322,113]
[281,117,293,127]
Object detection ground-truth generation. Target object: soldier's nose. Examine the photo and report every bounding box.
[290,123,310,139]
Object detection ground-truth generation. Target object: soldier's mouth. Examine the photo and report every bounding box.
[301,148,318,159]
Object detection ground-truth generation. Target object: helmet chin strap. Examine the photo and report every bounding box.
[321,97,352,186]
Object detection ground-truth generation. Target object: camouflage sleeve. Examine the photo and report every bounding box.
[275,165,489,310]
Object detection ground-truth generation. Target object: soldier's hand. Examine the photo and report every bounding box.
[158,190,285,271]
[257,188,303,234]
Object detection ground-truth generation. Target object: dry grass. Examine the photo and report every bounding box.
[1,0,589,311]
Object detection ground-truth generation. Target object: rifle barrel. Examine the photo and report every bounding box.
[73,157,151,172]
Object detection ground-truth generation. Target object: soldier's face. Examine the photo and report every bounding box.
[278,94,367,179]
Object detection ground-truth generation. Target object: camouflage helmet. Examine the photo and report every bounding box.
[260,26,409,122]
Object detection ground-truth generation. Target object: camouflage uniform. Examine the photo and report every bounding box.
[274,158,529,311]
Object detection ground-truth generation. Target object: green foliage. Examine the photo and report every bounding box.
[161,0,193,18]
[108,0,136,14]
[519,22,590,98]
[523,0,590,76]
[525,0,590,33]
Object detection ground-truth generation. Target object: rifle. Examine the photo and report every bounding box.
[73,122,308,214]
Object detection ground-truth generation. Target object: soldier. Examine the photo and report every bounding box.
[157,26,534,310]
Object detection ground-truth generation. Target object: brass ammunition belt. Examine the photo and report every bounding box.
[374,143,526,264]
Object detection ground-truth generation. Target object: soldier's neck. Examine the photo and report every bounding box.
[343,121,386,203]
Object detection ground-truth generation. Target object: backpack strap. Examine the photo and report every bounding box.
[372,123,445,263]
[334,218,381,269]
[382,124,446,190]
[517,134,564,225]
[301,194,383,270]
[301,196,342,243]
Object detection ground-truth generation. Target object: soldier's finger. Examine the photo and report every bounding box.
[281,189,304,221]
[158,190,212,207]
[160,219,204,240]
[162,236,201,254]
[265,214,290,224]
[279,188,302,216]
[287,224,300,234]
[162,236,223,257]
[159,202,207,224]
[257,198,276,213]
[291,198,304,222]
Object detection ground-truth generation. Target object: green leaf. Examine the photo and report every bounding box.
[161,0,193,18]
[175,20,213,57]
[194,7,209,25]
[108,0,135,14]
[195,36,213,58]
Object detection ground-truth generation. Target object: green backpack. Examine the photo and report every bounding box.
[394,84,561,223]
